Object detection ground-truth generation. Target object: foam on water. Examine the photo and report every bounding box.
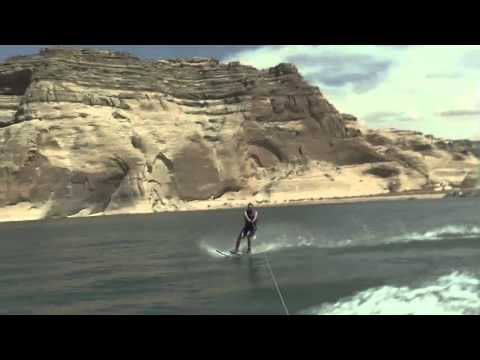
[251,234,315,254]
[199,241,226,257]
[200,223,480,258]
[389,225,480,244]
[199,234,327,257]
[302,272,480,315]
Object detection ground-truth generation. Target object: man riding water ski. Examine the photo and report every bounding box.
[232,203,258,254]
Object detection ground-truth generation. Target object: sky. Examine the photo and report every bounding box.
[1,45,479,140]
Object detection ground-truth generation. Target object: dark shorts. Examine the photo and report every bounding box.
[241,225,256,238]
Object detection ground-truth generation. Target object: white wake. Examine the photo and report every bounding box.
[302,272,480,315]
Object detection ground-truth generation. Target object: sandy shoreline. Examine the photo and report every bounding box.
[176,191,447,212]
[0,191,448,225]
[254,192,446,208]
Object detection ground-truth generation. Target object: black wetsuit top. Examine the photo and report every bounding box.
[244,209,258,231]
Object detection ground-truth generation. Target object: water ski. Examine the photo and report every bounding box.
[216,250,248,257]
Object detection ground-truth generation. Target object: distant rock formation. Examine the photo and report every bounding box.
[0,47,478,221]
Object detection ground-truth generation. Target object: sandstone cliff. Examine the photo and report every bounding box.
[0,48,478,221]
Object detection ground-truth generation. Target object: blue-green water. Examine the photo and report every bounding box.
[1,197,480,314]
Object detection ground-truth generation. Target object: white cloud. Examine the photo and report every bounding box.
[226,45,480,140]
[289,53,392,93]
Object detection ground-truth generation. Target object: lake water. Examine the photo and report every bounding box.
[1,197,480,314]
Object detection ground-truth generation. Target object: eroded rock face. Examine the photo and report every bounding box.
[364,164,401,178]
[362,128,480,194]
[0,48,478,220]
[0,48,362,217]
